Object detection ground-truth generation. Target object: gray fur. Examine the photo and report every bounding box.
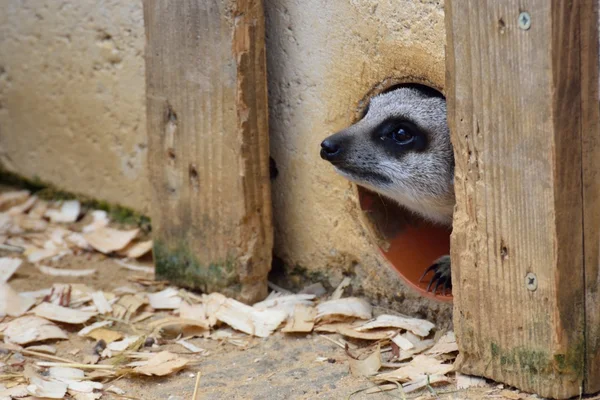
[321,87,455,225]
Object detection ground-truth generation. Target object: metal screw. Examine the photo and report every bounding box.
[518,12,531,30]
[525,272,537,291]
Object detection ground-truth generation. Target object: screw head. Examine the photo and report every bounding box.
[518,12,531,30]
[525,272,537,291]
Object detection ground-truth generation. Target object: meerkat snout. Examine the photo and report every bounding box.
[320,137,342,162]
[320,84,455,294]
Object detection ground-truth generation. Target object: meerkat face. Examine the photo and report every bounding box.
[320,85,455,225]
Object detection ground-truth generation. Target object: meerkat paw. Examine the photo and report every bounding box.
[419,255,452,295]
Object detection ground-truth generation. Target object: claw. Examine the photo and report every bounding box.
[419,263,438,283]
[421,255,452,295]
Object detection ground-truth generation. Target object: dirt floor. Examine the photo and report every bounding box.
[4,252,522,400]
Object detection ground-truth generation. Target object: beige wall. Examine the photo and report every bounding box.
[0,0,450,321]
[264,0,449,320]
[0,1,150,214]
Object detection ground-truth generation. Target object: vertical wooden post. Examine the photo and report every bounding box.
[581,0,600,393]
[143,0,273,304]
[446,0,600,397]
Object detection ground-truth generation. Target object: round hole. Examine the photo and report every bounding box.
[353,81,452,302]
[358,187,452,302]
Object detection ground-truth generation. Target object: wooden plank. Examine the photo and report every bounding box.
[581,0,600,393]
[143,0,273,304]
[446,1,590,397]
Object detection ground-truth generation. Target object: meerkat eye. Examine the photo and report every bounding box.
[391,128,414,145]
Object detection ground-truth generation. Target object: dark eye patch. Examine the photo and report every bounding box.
[371,118,427,153]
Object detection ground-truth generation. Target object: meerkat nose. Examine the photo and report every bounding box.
[320,139,341,161]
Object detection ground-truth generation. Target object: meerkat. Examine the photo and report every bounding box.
[319,84,454,294]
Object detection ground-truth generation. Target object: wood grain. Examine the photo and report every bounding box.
[446,1,596,397]
[581,0,600,392]
[143,0,273,303]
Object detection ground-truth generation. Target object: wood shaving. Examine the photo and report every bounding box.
[38,265,96,277]
[45,200,81,223]
[117,240,153,258]
[0,257,22,282]
[83,227,139,254]
[132,351,189,376]
[376,354,454,382]
[315,297,372,322]
[347,344,381,377]
[148,287,182,309]
[0,283,36,317]
[355,314,435,337]
[281,304,316,333]
[82,210,109,233]
[207,293,287,337]
[32,302,97,324]
[4,315,68,344]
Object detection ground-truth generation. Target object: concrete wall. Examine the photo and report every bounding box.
[0,0,450,321]
[264,0,449,320]
[0,1,150,214]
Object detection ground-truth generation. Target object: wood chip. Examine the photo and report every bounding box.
[376,354,454,382]
[456,372,488,389]
[26,344,57,354]
[148,287,182,309]
[91,291,112,314]
[48,366,85,380]
[315,297,372,323]
[0,257,22,283]
[32,302,97,324]
[315,322,395,340]
[424,331,458,356]
[65,233,90,250]
[0,190,30,211]
[78,320,114,337]
[38,265,96,277]
[7,195,37,215]
[207,293,287,337]
[83,227,139,254]
[347,344,381,377]
[392,333,415,350]
[179,302,207,323]
[355,314,435,337]
[45,200,81,223]
[132,351,189,376]
[87,328,123,344]
[0,283,36,317]
[330,276,351,300]
[112,293,146,320]
[70,391,103,400]
[4,315,68,344]
[282,304,316,333]
[253,293,315,318]
[82,210,109,233]
[26,375,68,398]
[26,247,61,264]
[176,339,205,354]
[107,336,141,352]
[114,258,154,274]
[0,384,29,398]
[117,240,153,258]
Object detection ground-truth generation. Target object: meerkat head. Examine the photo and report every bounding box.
[320,85,455,225]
